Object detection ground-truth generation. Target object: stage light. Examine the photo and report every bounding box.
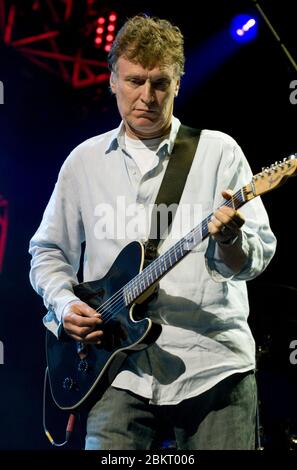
[95,11,117,50]
[106,34,114,43]
[109,13,117,22]
[230,14,258,43]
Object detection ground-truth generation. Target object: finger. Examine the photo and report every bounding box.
[212,211,229,227]
[69,301,101,318]
[64,323,104,341]
[214,207,245,228]
[221,189,234,200]
[211,219,241,238]
[64,313,103,328]
[82,330,104,344]
[65,332,85,342]
[63,322,94,338]
[208,220,221,235]
[64,331,103,343]
[221,189,239,212]
[210,211,235,232]
[209,217,222,233]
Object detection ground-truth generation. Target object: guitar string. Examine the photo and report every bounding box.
[94,159,297,323]
[94,188,246,324]
[97,189,245,324]
[98,223,206,324]
[96,188,245,324]
[96,220,207,322]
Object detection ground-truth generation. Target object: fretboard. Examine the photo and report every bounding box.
[124,187,247,305]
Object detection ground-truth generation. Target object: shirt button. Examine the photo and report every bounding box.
[139,204,145,210]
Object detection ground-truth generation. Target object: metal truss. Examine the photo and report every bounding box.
[0,0,111,88]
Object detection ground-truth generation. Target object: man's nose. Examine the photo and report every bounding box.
[141,81,155,105]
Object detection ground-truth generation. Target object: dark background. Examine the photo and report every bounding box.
[0,0,296,451]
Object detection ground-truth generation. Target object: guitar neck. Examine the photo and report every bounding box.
[124,187,249,305]
[124,154,297,305]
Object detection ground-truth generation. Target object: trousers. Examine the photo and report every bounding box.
[85,370,257,450]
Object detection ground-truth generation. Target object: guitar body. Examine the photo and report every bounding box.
[46,241,161,410]
[45,154,297,411]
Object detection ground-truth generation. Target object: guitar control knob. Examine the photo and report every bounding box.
[78,359,89,373]
[63,377,75,391]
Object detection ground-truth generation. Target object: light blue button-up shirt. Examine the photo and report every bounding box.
[29,117,276,404]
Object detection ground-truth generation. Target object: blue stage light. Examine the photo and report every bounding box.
[230,14,258,43]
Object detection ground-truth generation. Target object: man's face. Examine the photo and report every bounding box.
[110,56,180,139]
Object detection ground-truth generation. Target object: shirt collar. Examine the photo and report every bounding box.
[105,122,124,154]
[104,116,181,157]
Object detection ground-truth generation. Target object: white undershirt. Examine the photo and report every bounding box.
[124,133,161,176]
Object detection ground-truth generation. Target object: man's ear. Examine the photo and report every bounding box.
[175,79,180,97]
[110,72,116,94]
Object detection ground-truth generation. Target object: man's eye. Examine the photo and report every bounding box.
[129,79,142,85]
[153,81,170,90]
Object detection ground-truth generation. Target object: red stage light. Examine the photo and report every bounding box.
[109,13,117,22]
[95,11,117,51]
[32,1,39,11]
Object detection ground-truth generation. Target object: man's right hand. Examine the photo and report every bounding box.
[62,300,104,344]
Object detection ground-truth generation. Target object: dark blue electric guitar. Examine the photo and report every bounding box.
[46,156,297,410]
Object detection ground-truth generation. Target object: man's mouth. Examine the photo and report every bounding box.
[134,109,156,114]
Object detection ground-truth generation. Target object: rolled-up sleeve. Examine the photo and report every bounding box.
[29,155,83,327]
[205,142,277,281]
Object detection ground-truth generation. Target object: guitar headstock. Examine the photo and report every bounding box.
[244,154,297,201]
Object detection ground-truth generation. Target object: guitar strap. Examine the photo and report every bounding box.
[144,124,201,262]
